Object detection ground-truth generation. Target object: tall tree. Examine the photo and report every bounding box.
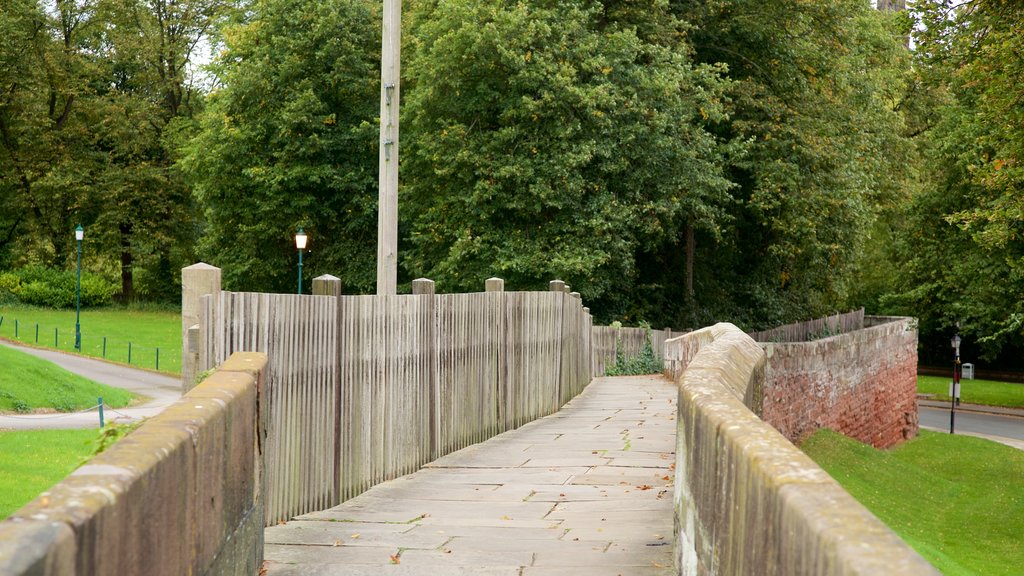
[91,0,231,300]
[0,0,110,268]
[0,0,224,300]
[884,0,1024,363]
[671,0,913,328]
[401,0,734,316]
[179,0,381,293]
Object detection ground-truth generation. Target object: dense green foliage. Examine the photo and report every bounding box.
[803,429,1024,575]
[671,0,913,328]
[402,0,733,313]
[0,428,97,519]
[0,344,134,412]
[0,267,117,308]
[5,0,1024,366]
[604,326,664,376]
[0,305,182,373]
[179,0,382,293]
[0,0,233,301]
[917,375,1024,409]
[876,0,1024,365]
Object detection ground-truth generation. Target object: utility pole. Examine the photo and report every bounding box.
[377,0,401,295]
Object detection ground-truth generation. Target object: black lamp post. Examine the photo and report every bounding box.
[950,331,961,434]
[75,224,83,351]
[295,228,308,294]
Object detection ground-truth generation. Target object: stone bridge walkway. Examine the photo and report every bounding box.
[263,375,677,576]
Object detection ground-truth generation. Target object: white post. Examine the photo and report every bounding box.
[377,0,401,295]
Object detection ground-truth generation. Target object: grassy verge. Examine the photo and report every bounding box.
[803,429,1024,575]
[0,345,134,412]
[0,304,181,375]
[918,375,1024,408]
[0,428,97,519]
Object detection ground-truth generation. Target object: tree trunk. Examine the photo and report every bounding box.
[685,221,695,300]
[119,222,134,300]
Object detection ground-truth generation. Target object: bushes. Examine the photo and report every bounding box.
[0,266,117,308]
[604,323,664,376]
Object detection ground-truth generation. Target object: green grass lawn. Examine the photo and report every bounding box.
[803,429,1024,576]
[0,304,181,375]
[0,428,98,519]
[918,375,1024,408]
[0,345,135,412]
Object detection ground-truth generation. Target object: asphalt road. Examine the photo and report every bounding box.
[919,404,1024,449]
[0,340,181,431]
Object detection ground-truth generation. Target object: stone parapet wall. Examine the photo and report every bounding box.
[671,324,937,576]
[0,352,268,576]
[761,317,918,448]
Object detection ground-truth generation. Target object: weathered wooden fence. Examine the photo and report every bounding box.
[747,308,865,343]
[192,276,596,524]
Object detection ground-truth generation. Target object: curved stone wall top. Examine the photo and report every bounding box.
[671,323,938,576]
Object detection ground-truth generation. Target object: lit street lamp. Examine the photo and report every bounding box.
[75,224,84,351]
[950,331,961,434]
[295,228,308,294]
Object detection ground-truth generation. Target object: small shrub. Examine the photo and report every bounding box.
[91,420,143,456]
[194,368,216,387]
[12,400,30,413]
[7,266,116,308]
[0,272,19,300]
[605,322,663,376]
[79,276,117,307]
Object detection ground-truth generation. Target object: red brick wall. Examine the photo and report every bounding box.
[760,317,919,448]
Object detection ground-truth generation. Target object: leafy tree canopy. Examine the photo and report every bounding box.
[401,0,734,319]
[672,0,913,328]
[883,0,1024,363]
[178,0,381,293]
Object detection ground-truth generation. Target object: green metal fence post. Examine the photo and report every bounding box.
[128,342,132,365]
[102,336,107,358]
[98,397,104,428]
[155,347,160,371]
[35,324,39,343]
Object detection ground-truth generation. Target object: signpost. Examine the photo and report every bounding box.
[950,332,961,434]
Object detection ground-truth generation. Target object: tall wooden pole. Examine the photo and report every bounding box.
[377,0,401,295]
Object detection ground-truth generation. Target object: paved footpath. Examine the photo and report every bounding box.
[264,375,677,576]
[0,339,181,430]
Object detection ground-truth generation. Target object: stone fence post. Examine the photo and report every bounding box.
[312,274,342,297]
[181,263,221,393]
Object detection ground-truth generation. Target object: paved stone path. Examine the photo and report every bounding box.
[263,375,677,576]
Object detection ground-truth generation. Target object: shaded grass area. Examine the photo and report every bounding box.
[0,345,134,412]
[803,429,1024,576]
[0,428,96,519]
[0,304,181,375]
[918,375,1024,408]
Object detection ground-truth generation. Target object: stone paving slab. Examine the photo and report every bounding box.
[523,568,671,576]
[264,521,433,548]
[491,483,660,502]
[263,375,676,575]
[266,566,519,576]
[404,524,568,541]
